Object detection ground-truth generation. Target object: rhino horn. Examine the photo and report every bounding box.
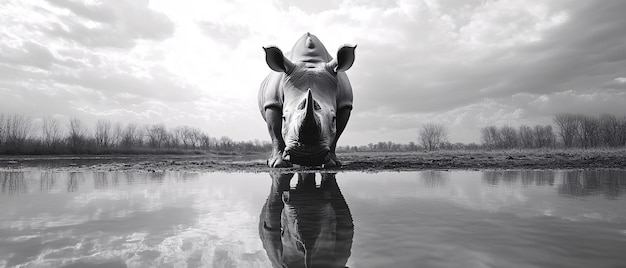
[299,89,321,143]
[304,89,316,124]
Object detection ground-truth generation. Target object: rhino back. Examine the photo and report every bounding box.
[289,33,333,63]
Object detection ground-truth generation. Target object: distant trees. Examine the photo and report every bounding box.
[120,123,142,147]
[68,118,88,153]
[0,113,272,155]
[418,123,448,151]
[554,113,626,148]
[41,116,62,148]
[2,112,624,155]
[599,114,622,147]
[481,113,626,149]
[95,120,112,149]
[336,141,420,152]
[481,124,556,149]
[534,125,556,148]
[2,114,32,152]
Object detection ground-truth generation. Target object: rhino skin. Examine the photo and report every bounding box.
[259,33,356,167]
[259,172,354,267]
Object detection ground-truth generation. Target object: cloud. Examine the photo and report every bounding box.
[43,0,175,48]
[332,1,622,112]
[54,66,202,103]
[513,89,626,118]
[276,0,341,13]
[196,21,250,48]
[0,41,56,69]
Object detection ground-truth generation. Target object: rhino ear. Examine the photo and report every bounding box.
[328,44,356,72]
[263,46,295,73]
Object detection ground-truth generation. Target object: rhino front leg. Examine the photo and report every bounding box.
[264,108,292,168]
[325,108,352,168]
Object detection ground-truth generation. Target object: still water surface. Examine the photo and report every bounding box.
[1,169,625,267]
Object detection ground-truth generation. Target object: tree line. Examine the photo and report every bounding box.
[0,114,272,155]
[481,124,557,149]
[340,113,626,152]
[553,113,626,148]
[1,112,624,155]
[481,113,626,149]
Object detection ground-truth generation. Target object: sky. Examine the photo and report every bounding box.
[1,0,625,145]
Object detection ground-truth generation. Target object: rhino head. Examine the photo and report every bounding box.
[281,88,334,166]
[263,33,356,166]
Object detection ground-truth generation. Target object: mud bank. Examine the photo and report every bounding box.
[1,149,625,172]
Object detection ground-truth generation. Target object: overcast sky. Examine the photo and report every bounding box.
[1,0,625,145]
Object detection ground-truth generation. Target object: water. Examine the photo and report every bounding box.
[1,169,625,268]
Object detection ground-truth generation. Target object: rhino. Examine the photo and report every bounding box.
[259,172,354,267]
[259,33,356,167]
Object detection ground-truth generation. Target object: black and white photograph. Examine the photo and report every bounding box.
[1,0,626,267]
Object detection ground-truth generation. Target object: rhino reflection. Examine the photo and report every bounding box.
[259,173,353,268]
[1,172,27,195]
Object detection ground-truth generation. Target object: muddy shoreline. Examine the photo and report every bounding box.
[1,149,625,172]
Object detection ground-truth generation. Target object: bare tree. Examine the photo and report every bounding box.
[4,114,32,151]
[599,114,620,147]
[0,114,4,146]
[620,116,626,147]
[145,124,168,148]
[68,118,87,152]
[518,125,534,148]
[500,125,518,149]
[481,125,500,149]
[111,122,123,147]
[94,119,112,148]
[171,126,184,148]
[183,127,203,149]
[182,127,194,149]
[554,113,578,148]
[219,136,234,150]
[41,116,62,147]
[576,115,598,148]
[200,133,211,150]
[418,123,448,151]
[189,128,203,148]
[534,125,556,148]
[121,123,138,147]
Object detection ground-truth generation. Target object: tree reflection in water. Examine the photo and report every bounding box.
[39,171,57,192]
[0,172,27,195]
[481,170,625,199]
[94,172,108,190]
[420,170,449,188]
[559,170,626,199]
[259,172,354,268]
[483,170,557,186]
[66,172,84,192]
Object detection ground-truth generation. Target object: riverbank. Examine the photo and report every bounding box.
[0,149,625,172]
